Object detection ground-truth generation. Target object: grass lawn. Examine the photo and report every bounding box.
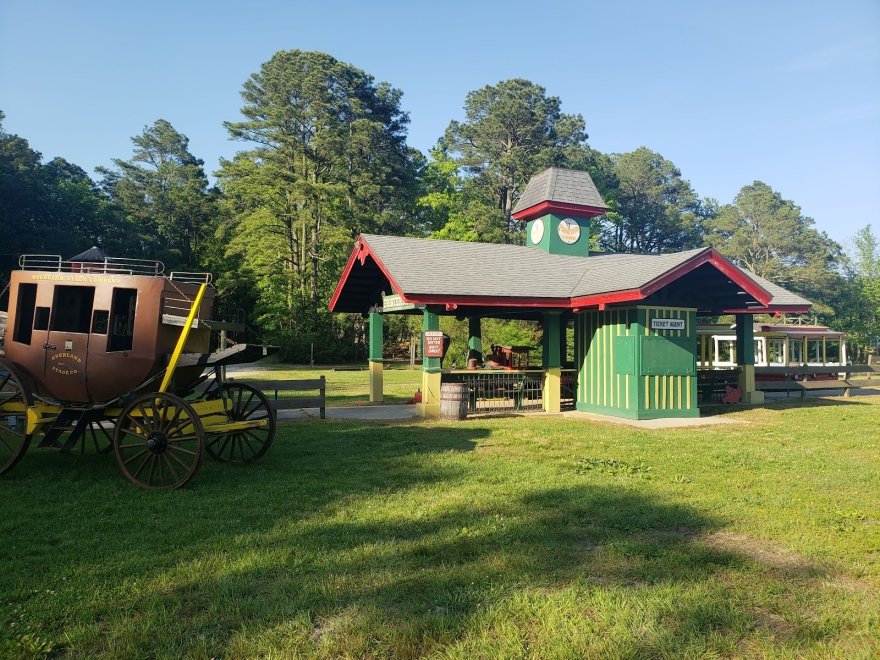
[232,363,423,406]
[1,395,878,658]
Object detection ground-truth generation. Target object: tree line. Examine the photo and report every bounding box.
[1,50,878,360]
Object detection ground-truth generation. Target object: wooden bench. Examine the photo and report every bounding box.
[754,365,879,398]
[756,379,855,398]
[232,376,326,419]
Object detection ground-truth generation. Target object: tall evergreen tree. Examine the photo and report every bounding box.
[601,147,703,254]
[98,119,217,269]
[0,111,119,281]
[442,79,590,242]
[704,181,842,307]
[217,50,419,359]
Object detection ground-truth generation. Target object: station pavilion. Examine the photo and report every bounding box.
[329,167,811,419]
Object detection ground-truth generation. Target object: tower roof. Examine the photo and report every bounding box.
[512,167,609,220]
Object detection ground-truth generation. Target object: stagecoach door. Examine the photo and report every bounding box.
[40,285,94,401]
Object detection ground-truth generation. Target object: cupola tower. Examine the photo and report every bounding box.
[512,167,608,256]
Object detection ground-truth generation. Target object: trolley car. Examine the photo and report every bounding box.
[698,322,847,373]
[0,252,275,490]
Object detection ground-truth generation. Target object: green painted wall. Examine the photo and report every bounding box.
[525,213,590,256]
[575,306,698,419]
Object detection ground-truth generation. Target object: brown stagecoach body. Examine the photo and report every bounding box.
[3,255,214,404]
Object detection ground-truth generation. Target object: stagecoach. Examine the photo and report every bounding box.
[0,250,275,490]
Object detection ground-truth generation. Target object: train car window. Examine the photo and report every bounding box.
[50,286,95,333]
[91,310,109,334]
[34,307,50,331]
[108,288,137,351]
[12,283,37,344]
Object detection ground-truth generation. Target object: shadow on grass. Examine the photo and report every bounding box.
[0,420,858,656]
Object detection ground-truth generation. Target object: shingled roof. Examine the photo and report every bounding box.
[330,234,813,316]
[512,167,608,216]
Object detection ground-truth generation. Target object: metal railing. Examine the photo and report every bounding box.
[445,371,544,413]
[170,271,213,284]
[19,254,165,276]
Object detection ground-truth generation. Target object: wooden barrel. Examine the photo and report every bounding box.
[439,382,469,420]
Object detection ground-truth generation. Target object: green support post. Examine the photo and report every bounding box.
[468,317,482,368]
[419,309,442,417]
[543,312,562,412]
[368,311,383,402]
[735,314,763,404]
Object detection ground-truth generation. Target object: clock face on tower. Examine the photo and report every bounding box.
[530,218,545,244]
[558,218,580,244]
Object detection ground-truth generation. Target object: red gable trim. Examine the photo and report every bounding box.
[638,249,772,306]
[511,200,608,222]
[328,236,408,312]
[404,294,571,309]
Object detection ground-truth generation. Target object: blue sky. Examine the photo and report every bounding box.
[1,0,878,245]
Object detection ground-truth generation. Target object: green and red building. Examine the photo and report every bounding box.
[330,167,811,420]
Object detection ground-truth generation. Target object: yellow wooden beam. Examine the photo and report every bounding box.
[159,283,208,394]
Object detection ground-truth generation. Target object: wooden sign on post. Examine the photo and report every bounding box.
[424,331,445,358]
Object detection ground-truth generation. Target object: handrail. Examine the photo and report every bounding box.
[19,254,165,276]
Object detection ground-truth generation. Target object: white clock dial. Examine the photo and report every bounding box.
[530,218,545,244]
[558,218,581,244]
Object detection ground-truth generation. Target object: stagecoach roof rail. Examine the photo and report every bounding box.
[18,254,165,276]
[169,271,213,284]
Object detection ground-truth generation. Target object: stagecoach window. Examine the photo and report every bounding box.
[50,286,95,333]
[91,310,109,335]
[34,307,49,331]
[12,283,37,344]
[108,288,137,352]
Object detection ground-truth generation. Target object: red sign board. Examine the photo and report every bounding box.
[424,331,445,358]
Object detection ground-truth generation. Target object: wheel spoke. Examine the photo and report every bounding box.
[166,434,199,443]
[241,433,259,457]
[131,405,153,435]
[162,453,181,483]
[122,448,150,465]
[0,434,17,455]
[167,444,198,457]
[132,453,152,480]
[165,447,192,472]
[243,428,268,446]
[162,403,184,435]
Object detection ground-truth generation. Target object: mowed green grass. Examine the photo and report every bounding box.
[1,396,879,658]
[232,364,423,406]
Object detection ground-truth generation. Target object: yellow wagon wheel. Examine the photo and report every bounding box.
[0,358,33,475]
[205,383,276,464]
[113,392,204,490]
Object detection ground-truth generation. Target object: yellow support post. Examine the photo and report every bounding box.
[159,283,208,393]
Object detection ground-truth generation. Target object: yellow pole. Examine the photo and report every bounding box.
[159,283,208,393]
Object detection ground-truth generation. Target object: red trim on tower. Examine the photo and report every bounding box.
[328,236,409,312]
[511,200,608,222]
